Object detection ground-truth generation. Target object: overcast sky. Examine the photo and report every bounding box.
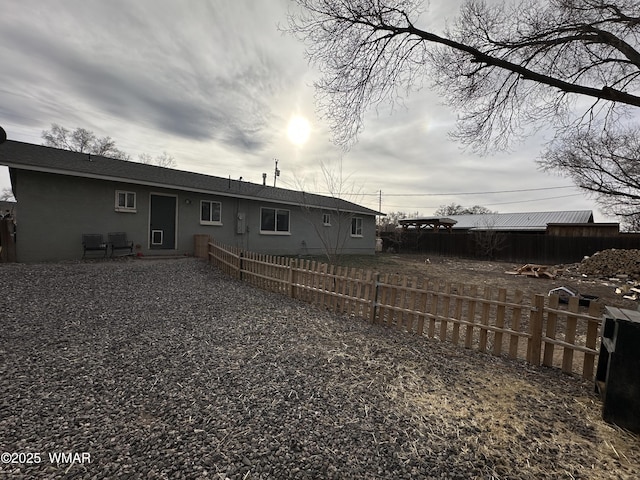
[0,0,615,221]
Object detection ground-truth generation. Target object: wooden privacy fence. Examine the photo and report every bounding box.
[208,239,603,379]
[394,231,640,264]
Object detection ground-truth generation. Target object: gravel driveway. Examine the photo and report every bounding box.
[1,258,638,479]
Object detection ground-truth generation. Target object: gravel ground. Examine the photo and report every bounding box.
[1,258,639,479]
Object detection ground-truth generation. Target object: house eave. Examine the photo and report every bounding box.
[6,162,380,216]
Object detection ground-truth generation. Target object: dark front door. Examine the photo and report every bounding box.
[150,194,176,249]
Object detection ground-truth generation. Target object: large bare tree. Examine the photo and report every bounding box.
[42,124,130,160]
[434,203,495,215]
[287,0,640,217]
[42,124,176,167]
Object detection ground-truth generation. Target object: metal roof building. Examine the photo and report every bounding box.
[400,211,595,232]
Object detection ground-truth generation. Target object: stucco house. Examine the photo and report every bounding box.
[0,140,380,262]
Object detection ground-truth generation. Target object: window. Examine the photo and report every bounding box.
[323,213,331,226]
[115,190,136,212]
[200,200,222,225]
[261,207,290,234]
[351,217,363,237]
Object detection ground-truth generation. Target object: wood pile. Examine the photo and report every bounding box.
[578,248,640,279]
[505,264,559,279]
[615,284,640,300]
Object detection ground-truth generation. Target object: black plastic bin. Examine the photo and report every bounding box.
[595,307,640,433]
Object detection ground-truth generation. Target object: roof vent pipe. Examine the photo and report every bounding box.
[262,173,267,186]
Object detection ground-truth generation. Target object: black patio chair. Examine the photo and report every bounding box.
[108,232,134,257]
[82,234,108,259]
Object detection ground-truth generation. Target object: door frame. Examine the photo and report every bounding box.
[148,192,178,250]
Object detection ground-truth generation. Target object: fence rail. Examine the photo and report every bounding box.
[208,239,602,379]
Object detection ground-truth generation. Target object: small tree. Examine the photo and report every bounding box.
[472,216,506,260]
[377,211,409,253]
[138,152,177,168]
[377,211,408,232]
[298,161,365,263]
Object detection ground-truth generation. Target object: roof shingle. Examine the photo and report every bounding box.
[0,140,380,216]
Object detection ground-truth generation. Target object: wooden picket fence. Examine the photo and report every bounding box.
[207,239,603,379]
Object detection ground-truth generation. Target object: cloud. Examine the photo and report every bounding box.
[0,0,297,153]
[0,0,616,223]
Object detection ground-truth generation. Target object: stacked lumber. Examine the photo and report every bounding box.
[505,264,558,279]
[578,248,640,279]
[615,284,640,300]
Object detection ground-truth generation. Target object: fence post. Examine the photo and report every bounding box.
[288,258,296,299]
[238,250,244,281]
[582,300,601,380]
[542,294,560,367]
[527,294,545,366]
[561,296,579,375]
[369,272,380,324]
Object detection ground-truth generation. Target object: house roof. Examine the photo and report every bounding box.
[0,140,381,216]
[401,211,594,231]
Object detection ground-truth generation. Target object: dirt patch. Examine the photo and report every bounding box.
[328,253,639,313]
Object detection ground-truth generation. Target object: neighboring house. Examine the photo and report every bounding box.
[447,211,596,232]
[0,140,380,262]
[399,211,597,233]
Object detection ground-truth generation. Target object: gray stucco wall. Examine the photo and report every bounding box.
[13,169,376,262]
[223,199,376,256]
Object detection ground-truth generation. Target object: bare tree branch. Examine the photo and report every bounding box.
[41,124,177,167]
[540,124,640,216]
[288,0,640,219]
[287,0,640,148]
[42,123,130,160]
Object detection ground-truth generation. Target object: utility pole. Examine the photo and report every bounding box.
[377,190,382,227]
[274,159,280,187]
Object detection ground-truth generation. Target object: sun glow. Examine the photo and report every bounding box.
[286,115,311,146]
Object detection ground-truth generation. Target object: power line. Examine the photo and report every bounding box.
[381,193,586,210]
[483,193,584,206]
[356,185,576,197]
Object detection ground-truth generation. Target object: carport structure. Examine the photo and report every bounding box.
[398,217,457,232]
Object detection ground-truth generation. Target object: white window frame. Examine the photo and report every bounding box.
[115,190,136,213]
[260,207,291,235]
[351,217,363,237]
[323,213,331,226]
[200,200,223,226]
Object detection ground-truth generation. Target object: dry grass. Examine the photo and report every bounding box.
[283,312,640,479]
[381,347,640,480]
